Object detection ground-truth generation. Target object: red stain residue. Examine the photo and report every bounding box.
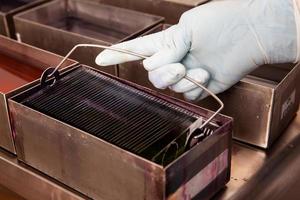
[0,53,43,93]
[168,150,229,200]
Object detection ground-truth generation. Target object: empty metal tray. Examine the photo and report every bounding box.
[13,0,164,75]
[0,35,76,154]
[9,64,233,200]
[0,0,49,38]
[199,63,300,148]
[96,0,209,24]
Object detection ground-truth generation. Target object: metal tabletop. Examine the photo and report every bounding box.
[0,109,299,200]
[215,109,300,200]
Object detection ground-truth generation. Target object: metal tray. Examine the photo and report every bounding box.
[13,0,164,75]
[199,63,300,148]
[0,35,76,154]
[96,0,209,24]
[0,0,49,38]
[8,64,233,200]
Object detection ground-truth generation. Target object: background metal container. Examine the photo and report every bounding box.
[95,0,209,24]
[9,65,233,200]
[199,63,300,149]
[0,0,49,38]
[0,35,76,154]
[13,0,164,75]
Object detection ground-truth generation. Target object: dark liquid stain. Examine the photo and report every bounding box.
[0,0,35,12]
[0,53,43,93]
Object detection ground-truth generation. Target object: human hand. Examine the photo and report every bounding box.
[96,0,299,100]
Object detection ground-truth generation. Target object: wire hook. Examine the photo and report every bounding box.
[42,44,224,146]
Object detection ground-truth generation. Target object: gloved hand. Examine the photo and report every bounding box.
[96,0,299,101]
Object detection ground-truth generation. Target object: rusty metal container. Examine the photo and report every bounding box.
[8,64,233,200]
[0,35,76,154]
[0,0,49,38]
[96,0,208,24]
[199,63,300,149]
[13,0,164,75]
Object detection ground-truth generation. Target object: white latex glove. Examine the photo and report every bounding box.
[96,0,300,101]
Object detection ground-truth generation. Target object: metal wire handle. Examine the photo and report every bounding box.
[45,44,224,143]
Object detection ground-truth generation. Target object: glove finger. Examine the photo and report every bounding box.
[96,34,161,66]
[96,25,187,66]
[143,46,189,71]
[142,25,190,71]
[184,88,204,101]
[148,63,186,89]
[169,68,210,93]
